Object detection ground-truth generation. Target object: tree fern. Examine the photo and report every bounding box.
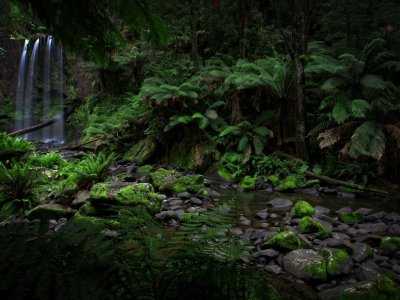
[349,121,386,160]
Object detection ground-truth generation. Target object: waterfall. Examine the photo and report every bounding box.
[14,35,65,143]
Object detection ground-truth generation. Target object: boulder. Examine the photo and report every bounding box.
[338,212,363,224]
[149,168,205,194]
[318,276,400,300]
[123,138,157,164]
[291,201,315,218]
[283,249,327,281]
[27,204,76,221]
[322,248,353,276]
[264,231,304,253]
[351,242,374,262]
[268,198,293,210]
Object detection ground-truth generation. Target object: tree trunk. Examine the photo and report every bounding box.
[8,114,63,137]
[239,0,251,59]
[188,0,200,71]
[290,0,309,160]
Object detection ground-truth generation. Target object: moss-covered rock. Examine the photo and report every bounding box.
[264,231,303,253]
[78,202,98,216]
[283,249,327,281]
[123,138,157,164]
[137,164,153,171]
[291,200,315,218]
[267,174,280,186]
[89,182,164,214]
[318,276,400,300]
[322,248,353,276]
[380,237,400,254]
[73,214,121,229]
[300,216,332,238]
[338,212,363,224]
[239,176,256,191]
[278,174,302,191]
[27,204,76,221]
[149,168,204,194]
[217,167,235,182]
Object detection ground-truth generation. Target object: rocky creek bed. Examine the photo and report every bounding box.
[10,160,400,299]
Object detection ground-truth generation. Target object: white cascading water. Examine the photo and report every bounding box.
[15,35,64,143]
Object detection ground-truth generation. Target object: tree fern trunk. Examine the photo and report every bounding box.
[290,0,309,160]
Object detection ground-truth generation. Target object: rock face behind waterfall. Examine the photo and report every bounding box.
[13,35,64,143]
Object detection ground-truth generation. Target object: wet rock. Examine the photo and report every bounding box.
[230,227,244,236]
[291,201,315,218]
[190,198,203,206]
[71,190,91,208]
[239,215,251,226]
[175,209,186,219]
[177,192,191,199]
[347,227,359,237]
[335,207,352,214]
[316,281,337,292]
[352,242,373,262]
[250,230,266,240]
[362,260,380,270]
[155,211,178,221]
[314,206,331,218]
[264,231,304,253]
[198,188,220,198]
[257,248,279,258]
[364,211,386,222]
[355,207,373,216]
[325,238,352,250]
[322,248,353,276]
[168,198,183,206]
[265,264,282,274]
[269,213,279,219]
[27,204,76,221]
[354,234,382,247]
[388,224,400,235]
[267,198,293,210]
[298,188,320,197]
[385,212,400,223]
[318,277,400,300]
[321,187,336,194]
[334,222,349,233]
[356,222,388,234]
[354,266,381,281]
[255,209,269,220]
[283,249,327,281]
[380,237,400,255]
[337,191,356,199]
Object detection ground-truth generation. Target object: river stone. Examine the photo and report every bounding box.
[335,207,352,214]
[314,206,331,218]
[318,276,400,300]
[299,216,332,238]
[354,234,382,247]
[264,231,303,253]
[352,242,373,262]
[169,198,183,206]
[322,248,353,276]
[265,264,282,274]
[355,207,373,216]
[198,188,220,198]
[325,238,352,250]
[255,209,269,219]
[189,198,203,206]
[291,201,315,218]
[364,211,386,222]
[239,215,251,226]
[385,212,400,223]
[267,198,293,210]
[71,190,91,208]
[283,249,327,281]
[257,248,279,258]
[27,204,76,221]
[354,266,382,281]
[334,222,349,233]
[356,222,388,234]
[155,211,177,221]
[388,224,400,235]
[380,237,400,255]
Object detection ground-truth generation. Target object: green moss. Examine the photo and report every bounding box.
[304,263,327,281]
[380,237,400,249]
[73,214,121,229]
[322,248,350,276]
[278,174,302,190]
[264,231,303,253]
[123,138,157,164]
[218,167,235,182]
[150,168,204,194]
[90,182,111,199]
[137,164,153,171]
[78,202,98,216]
[27,204,76,220]
[339,276,400,300]
[300,216,332,238]
[338,212,363,224]
[291,200,315,218]
[267,174,280,186]
[239,176,256,191]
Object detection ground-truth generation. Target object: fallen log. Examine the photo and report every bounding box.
[62,137,101,151]
[8,114,63,137]
[304,171,389,196]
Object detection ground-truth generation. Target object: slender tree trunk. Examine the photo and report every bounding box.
[290,0,309,160]
[231,91,242,125]
[188,0,200,71]
[239,0,251,59]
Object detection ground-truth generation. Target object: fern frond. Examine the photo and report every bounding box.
[349,121,386,160]
[385,124,400,148]
[332,98,351,124]
[318,121,359,149]
[351,99,371,118]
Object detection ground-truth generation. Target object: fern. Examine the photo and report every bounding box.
[0,133,33,162]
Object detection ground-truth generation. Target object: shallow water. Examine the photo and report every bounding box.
[213,184,400,227]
